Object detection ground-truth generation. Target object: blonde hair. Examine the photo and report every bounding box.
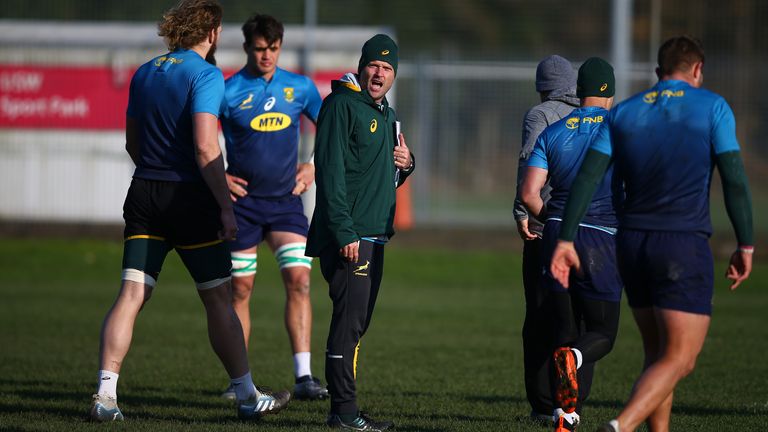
[157,0,222,51]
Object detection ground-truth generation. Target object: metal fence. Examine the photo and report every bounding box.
[1,0,767,232]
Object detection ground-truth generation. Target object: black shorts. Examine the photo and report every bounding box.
[123,177,223,246]
[122,177,230,284]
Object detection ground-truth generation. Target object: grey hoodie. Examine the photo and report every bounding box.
[513,87,579,227]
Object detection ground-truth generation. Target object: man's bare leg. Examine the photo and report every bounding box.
[99,280,153,374]
[267,231,327,400]
[615,308,710,431]
[230,246,258,349]
[198,280,250,378]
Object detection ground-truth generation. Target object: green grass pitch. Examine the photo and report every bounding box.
[0,237,766,431]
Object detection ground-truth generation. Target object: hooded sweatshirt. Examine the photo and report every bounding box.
[306,73,414,256]
[513,87,580,227]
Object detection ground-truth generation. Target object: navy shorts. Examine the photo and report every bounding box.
[618,229,714,315]
[542,220,622,303]
[230,194,309,251]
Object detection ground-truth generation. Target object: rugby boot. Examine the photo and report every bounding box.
[554,347,579,413]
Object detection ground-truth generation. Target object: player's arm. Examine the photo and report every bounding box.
[125,116,140,165]
[125,75,140,166]
[293,78,324,195]
[194,112,236,240]
[551,148,612,287]
[521,167,548,221]
[520,133,550,223]
[717,151,753,289]
[712,99,754,289]
[218,94,248,201]
[191,69,236,240]
[514,109,548,221]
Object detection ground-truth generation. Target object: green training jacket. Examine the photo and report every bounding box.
[306,76,414,256]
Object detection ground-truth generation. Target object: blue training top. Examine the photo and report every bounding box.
[589,79,740,235]
[221,67,322,199]
[127,49,224,182]
[528,106,618,228]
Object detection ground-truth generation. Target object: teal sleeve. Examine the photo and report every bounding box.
[558,149,612,241]
[716,150,753,245]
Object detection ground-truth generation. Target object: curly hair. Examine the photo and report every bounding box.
[157,0,222,51]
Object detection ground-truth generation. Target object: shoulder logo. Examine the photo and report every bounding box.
[370,119,378,133]
[264,96,276,111]
[153,56,183,67]
[283,87,295,102]
[661,89,685,98]
[250,113,292,132]
[643,89,684,104]
[565,117,580,129]
[381,50,390,55]
[643,91,658,103]
[239,93,254,110]
[600,83,608,92]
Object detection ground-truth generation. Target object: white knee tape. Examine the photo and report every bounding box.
[231,252,257,277]
[196,276,232,290]
[122,268,157,287]
[275,242,312,270]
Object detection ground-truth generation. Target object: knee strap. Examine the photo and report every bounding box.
[275,242,312,270]
[231,252,257,277]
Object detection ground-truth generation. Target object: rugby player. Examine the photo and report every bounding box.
[218,13,327,401]
[89,0,290,422]
[522,57,621,432]
[550,36,753,432]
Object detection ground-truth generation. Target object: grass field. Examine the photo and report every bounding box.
[1,236,766,431]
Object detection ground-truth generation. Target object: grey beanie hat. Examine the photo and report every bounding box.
[535,55,576,92]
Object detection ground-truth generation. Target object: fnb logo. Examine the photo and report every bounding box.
[250,113,291,132]
[153,56,183,67]
[643,89,685,104]
[565,117,579,129]
[582,115,604,124]
[661,89,684,98]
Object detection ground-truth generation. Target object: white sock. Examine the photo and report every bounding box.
[571,348,583,369]
[294,352,312,378]
[231,372,258,401]
[553,408,580,425]
[609,419,620,432]
[97,370,119,398]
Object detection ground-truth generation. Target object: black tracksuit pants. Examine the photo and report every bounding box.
[319,240,385,416]
[522,238,595,414]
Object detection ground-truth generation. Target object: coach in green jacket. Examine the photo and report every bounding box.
[307,34,414,431]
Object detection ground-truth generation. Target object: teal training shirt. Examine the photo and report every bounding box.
[591,80,740,236]
[127,49,224,182]
[220,67,322,198]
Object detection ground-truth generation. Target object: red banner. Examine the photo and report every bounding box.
[0,65,347,130]
[0,65,132,130]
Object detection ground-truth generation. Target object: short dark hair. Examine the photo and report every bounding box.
[241,14,284,46]
[657,36,705,76]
